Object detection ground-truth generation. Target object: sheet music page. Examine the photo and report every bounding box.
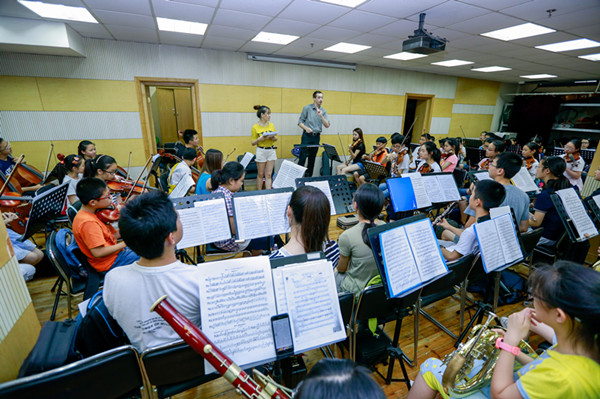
[272,160,307,189]
[557,188,599,239]
[240,152,254,169]
[233,196,271,240]
[176,207,206,249]
[168,174,195,199]
[404,219,448,282]
[407,173,432,208]
[474,171,492,181]
[511,167,539,193]
[593,194,600,212]
[494,214,523,265]
[198,257,277,371]
[271,268,288,315]
[422,175,445,203]
[437,174,461,201]
[490,206,511,219]
[474,219,505,272]
[266,191,293,235]
[305,180,336,215]
[279,260,346,353]
[195,199,231,244]
[379,226,421,297]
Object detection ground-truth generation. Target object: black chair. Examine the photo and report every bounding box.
[140,340,219,399]
[519,228,544,270]
[66,201,82,225]
[335,291,355,358]
[351,284,418,388]
[0,345,144,399]
[452,168,467,188]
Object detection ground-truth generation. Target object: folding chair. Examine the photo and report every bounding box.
[140,340,219,399]
[519,227,544,270]
[334,291,355,358]
[351,284,417,388]
[0,345,143,399]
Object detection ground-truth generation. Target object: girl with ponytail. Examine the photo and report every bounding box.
[335,183,384,295]
[49,154,84,204]
[529,156,570,247]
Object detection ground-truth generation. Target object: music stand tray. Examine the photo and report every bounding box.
[296,175,356,215]
[322,143,342,163]
[18,183,69,242]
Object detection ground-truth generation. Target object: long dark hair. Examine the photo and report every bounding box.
[201,149,223,175]
[353,184,384,247]
[540,156,570,192]
[289,186,330,253]
[423,141,441,164]
[445,138,458,155]
[77,140,94,158]
[49,154,82,184]
[84,154,116,178]
[529,262,600,363]
[210,161,244,190]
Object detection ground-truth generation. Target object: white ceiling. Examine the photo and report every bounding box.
[1,0,599,83]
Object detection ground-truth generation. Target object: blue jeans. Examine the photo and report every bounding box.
[378,182,389,199]
[110,248,140,270]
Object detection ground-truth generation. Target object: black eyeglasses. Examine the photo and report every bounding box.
[103,169,117,175]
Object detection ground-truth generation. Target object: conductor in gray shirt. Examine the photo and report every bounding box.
[298,91,330,177]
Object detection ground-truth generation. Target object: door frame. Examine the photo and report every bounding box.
[403,93,434,141]
[134,77,202,158]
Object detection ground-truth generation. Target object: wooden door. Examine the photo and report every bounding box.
[173,88,194,133]
[157,88,178,144]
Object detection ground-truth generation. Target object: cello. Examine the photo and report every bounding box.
[0,156,33,234]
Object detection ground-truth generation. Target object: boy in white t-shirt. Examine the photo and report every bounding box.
[103,191,202,352]
[168,147,198,195]
[438,179,506,261]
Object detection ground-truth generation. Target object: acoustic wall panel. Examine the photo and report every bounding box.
[0,257,31,342]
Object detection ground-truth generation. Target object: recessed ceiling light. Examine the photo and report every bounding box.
[252,32,299,45]
[431,59,474,67]
[471,66,512,73]
[520,74,557,79]
[480,23,555,41]
[579,53,600,61]
[17,0,97,23]
[535,38,600,52]
[324,42,371,54]
[574,80,598,84]
[156,17,207,35]
[320,0,367,7]
[384,52,428,61]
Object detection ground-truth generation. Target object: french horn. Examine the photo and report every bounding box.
[441,314,537,397]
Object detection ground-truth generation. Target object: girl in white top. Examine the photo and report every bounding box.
[522,142,540,179]
[562,139,585,191]
[410,133,435,170]
[49,154,84,204]
[416,141,442,174]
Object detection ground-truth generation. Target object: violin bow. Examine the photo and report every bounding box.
[404,116,418,140]
[43,143,54,183]
[459,125,468,139]
[337,132,348,160]
[0,155,25,196]
[124,155,154,203]
[126,152,132,180]
[223,148,236,164]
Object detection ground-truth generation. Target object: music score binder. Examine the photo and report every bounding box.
[232,188,294,240]
[510,167,540,194]
[474,213,524,273]
[367,214,449,299]
[469,170,492,182]
[171,193,232,249]
[197,255,345,372]
[551,188,598,242]
[387,172,460,212]
[296,175,356,215]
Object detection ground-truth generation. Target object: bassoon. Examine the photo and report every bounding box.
[151,295,291,399]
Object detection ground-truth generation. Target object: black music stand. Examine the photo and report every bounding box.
[363,161,388,182]
[465,147,486,168]
[18,183,69,242]
[295,175,356,215]
[322,143,342,171]
[551,192,593,243]
[171,193,230,263]
[584,195,600,226]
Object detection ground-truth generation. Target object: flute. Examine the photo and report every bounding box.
[151,295,291,399]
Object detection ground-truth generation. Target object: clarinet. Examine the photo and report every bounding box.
[151,295,291,399]
[432,201,459,226]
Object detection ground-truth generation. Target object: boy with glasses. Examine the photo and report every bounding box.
[73,178,139,273]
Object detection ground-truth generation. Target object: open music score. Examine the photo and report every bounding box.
[172,193,232,249]
[168,174,195,199]
[368,215,449,298]
[421,173,461,203]
[554,188,598,241]
[239,152,254,169]
[197,255,345,372]
[303,180,335,215]
[387,172,460,212]
[510,167,540,193]
[470,170,492,182]
[232,188,293,240]
[272,160,306,189]
[474,213,523,273]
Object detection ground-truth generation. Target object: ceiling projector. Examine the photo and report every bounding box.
[402,13,447,54]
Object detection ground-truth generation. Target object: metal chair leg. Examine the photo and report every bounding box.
[50,279,64,321]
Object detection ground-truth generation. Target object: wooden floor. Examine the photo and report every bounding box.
[26,216,532,399]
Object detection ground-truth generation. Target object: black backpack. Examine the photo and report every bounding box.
[75,290,130,357]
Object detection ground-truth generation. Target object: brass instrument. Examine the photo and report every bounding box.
[442,313,536,397]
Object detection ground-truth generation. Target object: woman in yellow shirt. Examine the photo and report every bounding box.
[251,105,278,190]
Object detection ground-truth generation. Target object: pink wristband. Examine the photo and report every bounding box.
[495,337,521,356]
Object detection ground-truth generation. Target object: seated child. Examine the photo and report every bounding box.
[72,178,139,273]
[354,136,389,187]
[168,147,197,195]
[438,179,505,262]
[4,212,43,281]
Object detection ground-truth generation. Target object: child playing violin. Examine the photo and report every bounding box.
[478,139,504,171]
[337,128,366,175]
[521,141,539,179]
[440,138,459,173]
[416,142,442,174]
[72,178,139,273]
[0,138,43,195]
[353,136,389,186]
[562,139,584,191]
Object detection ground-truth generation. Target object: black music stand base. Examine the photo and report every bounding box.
[176,249,196,265]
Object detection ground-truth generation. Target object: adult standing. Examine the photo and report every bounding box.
[251,105,278,190]
[298,91,330,177]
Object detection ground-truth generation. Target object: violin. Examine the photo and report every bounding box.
[393,147,408,175]
[350,138,363,150]
[8,155,43,188]
[479,158,491,170]
[107,179,153,196]
[195,146,205,168]
[523,157,536,170]
[565,152,581,163]
[418,162,432,174]
[0,164,32,234]
[158,150,202,184]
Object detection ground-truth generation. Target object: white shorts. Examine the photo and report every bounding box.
[255,147,277,162]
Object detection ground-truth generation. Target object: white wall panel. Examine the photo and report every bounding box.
[452,104,495,114]
[0,257,31,341]
[0,111,142,141]
[1,38,458,98]
[430,117,452,135]
[201,112,403,138]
